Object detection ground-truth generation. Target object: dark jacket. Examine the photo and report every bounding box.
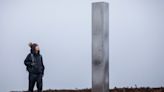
[24,53,45,74]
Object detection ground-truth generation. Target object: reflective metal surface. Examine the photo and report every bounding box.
[92,2,109,92]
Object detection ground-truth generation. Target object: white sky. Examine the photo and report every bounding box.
[0,0,164,92]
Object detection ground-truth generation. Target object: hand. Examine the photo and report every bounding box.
[31,62,35,66]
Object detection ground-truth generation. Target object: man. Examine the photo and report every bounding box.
[24,42,45,92]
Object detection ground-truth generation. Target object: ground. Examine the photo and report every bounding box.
[12,87,164,92]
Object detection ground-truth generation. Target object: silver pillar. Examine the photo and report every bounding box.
[92,2,109,92]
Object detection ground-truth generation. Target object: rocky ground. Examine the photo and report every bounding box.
[12,87,164,92]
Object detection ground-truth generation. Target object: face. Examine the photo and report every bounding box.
[35,46,40,53]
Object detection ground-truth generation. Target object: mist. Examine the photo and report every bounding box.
[0,0,164,92]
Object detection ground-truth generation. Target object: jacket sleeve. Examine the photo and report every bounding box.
[24,54,32,67]
[41,56,45,73]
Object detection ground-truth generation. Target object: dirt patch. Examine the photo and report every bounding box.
[43,88,164,92]
[13,87,164,92]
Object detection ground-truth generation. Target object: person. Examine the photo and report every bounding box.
[24,42,45,92]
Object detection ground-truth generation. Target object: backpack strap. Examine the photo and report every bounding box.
[30,53,35,63]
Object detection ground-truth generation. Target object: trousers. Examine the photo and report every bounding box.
[28,73,43,92]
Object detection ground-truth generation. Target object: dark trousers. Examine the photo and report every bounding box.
[28,73,43,92]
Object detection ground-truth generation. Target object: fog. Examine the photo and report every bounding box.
[0,0,164,92]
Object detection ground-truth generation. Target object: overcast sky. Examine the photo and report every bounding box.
[0,0,164,92]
